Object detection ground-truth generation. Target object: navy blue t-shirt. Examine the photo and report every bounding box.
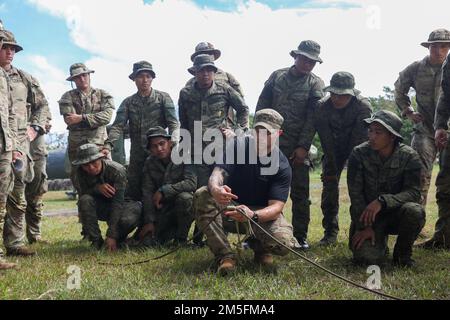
[216,136,292,207]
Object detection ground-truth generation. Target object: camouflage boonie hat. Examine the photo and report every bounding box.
[0,25,23,53]
[72,144,105,166]
[253,109,284,131]
[364,110,403,140]
[190,42,221,62]
[188,54,218,75]
[146,126,171,140]
[290,40,323,63]
[66,63,95,81]
[129,60,156,80]
[421,29,450,47]
[324,71,360,96]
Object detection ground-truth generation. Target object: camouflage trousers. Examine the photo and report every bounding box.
[126,149,149,201]
[411,132,438,207]
[0,150,14,257]
[194,186,298,260]
[320,156,347,238]
[290,163,311,241]
[349,203,425,265]
[4,142,34,250]
[78,194,141,242]
[154,192,194,244]
[432,143,450,247]
[24,154,48,242]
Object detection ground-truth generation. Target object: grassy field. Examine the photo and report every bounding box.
[0,169,448,300]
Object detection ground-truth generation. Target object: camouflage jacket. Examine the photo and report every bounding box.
[76,159,128,239]
[59,88,114,151]
[256,66,325,156]
[395,56,443,137]
[142,156,196,224]
[347,142,422,231]
[186,68,244,96]
[107,89,179,157]
[0,68,17,152]
[30,104,52,159]
[7,66,49,142]
[435,55,450,130]
[315,95,372,176]
[178,80,249,152]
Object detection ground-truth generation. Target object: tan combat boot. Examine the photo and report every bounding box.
[217,257,236,276]
[254,252,274,267]
[0,259,17,270]
[6,246,36,257]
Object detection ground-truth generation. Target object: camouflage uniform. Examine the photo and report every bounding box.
[178,55,249,187]
[2,62,49,251]
[142,154,197,244]
[75,145,141,244]
[0,64,18,260]
[256,41,325,242]
[24,107,51,243]
[347,111,425,265]
[431,54,450,247]
[395,57,443,206]
[107,61,179,201]
[315,72,372,240]
[194,186,298,261]
[59,64,114,191]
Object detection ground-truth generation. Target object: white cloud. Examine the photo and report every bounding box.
[25,0,450,133]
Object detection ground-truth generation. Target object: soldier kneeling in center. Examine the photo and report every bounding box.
[138,127,197,246]
[74,144,142,251]
[194,109,299,275]
[347,110,426,267]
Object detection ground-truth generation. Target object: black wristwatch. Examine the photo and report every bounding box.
[377,196,387,210]
[251,211,259,223]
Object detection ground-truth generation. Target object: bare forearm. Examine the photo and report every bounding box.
[254,200,285,223]
[208,167,225,192]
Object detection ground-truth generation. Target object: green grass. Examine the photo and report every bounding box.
[0,168,449,300]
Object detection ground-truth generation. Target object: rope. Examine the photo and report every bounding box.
[99,205,402,300]
[233,207,402,300]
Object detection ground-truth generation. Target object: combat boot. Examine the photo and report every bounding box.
[217,257,236,276]
[6,246,36,257]
[393,243,415,268]
[0,259,17,270]
[392,256,415,268]
[318,233,337,246]
[295,237,310,250]
[28,237,49,245]
[91,238,104,250]
[416,238,447,250]
[254,252,274,267]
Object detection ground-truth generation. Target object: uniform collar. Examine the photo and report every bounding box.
[369,143,402,168]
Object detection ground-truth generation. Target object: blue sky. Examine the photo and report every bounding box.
[0,0,90,72]
[1,0,356,72]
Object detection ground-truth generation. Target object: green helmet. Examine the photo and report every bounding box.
[324,72,360,96]
[290,40,323,63]
[0,22,23,52]
[188,54,218,75]
[129,60,156,80]
[421,28,450,47]
[72,144,105,166]
[364,110,403,140]
[66,63,95,81]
